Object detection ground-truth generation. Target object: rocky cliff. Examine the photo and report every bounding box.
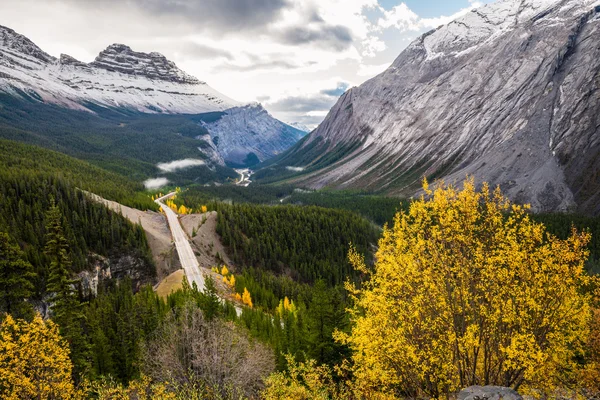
[271,0,600,214]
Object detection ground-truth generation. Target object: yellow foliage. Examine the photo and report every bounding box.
[277,297,297,317]
[0,314,81,400]
[201,205,208,214]
[227,274,236,288]
[234,293,242,302]
[262,356,351,400]
[242,287,253,308]
[93,375,176,399]
[338,179,592,398]
[221,265,229,276]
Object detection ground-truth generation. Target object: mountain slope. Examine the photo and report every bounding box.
[0,25,305,167]
[0,25,237,113]
[200,104,306,165]
[265,0,600,215]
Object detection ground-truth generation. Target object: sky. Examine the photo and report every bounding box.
[1,0,496,128]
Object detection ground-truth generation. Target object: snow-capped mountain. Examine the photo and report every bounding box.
[0,26,237,113]
[272,0,600,214]
[0,25,305,165]
[288,123,312,133]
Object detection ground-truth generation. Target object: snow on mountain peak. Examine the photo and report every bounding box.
[418,0,590,60]
[0,25,239,114]
[0,25,55,64]
[91,43,201,84]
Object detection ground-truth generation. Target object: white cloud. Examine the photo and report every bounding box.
[144,177,169,189]
[157,159,206,172]
[420,2,483,29]
[357,62,390,77]
[306,110,329,117]
[377,4,420,31]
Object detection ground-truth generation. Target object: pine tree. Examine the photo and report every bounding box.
[44,200,90,379]
[201,276,221,321]
[306,280,348,366]
[0,232,36,319]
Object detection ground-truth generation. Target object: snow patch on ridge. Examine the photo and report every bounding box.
[422,0,560,60]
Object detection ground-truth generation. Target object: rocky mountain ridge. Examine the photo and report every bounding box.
[0,25,306,165]
[200,103,306,164]
[0,24,237,113]
[271,0,600,214]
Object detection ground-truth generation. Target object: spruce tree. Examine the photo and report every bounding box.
[44,200,90,378]
[201,276,221,321]
[0,232,36,319]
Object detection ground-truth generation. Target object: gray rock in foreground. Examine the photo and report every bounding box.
[458,386,523,400]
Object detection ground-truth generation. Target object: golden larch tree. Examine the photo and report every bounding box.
[242,288,253,308]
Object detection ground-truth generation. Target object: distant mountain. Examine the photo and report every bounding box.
[0,25,305,167]
[288,123,312,133]
[261,0,600,215]
[199,104,306,166]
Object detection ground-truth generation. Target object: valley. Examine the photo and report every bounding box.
[1,0,600,399]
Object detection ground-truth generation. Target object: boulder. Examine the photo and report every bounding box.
[458,386,522,400]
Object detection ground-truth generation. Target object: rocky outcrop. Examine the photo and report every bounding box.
[200,103,306,164]
[59,53,87,67]
[0,25,55,64]
[458,386,522,400]
[276,0,600,215]
[0,25,238,114]
[91,44,201,84]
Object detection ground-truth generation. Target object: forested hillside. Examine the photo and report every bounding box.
[0,174,155,296]
[0,94,237,184]
[215,203,378,285]
[0,139,156,210]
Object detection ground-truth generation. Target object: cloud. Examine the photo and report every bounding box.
[60,0,291,33]
[2,0,490,129]
[144,177,169,189]
[217,60,300,72]
[377,3,420,31]
[178,42,234,60]
[320,82,349,96]
[157,159,206,172]
[264,80,352,129]
[357,62,389,77]
[277,24,353,51]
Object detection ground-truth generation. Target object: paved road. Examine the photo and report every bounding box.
[155,193,205,292]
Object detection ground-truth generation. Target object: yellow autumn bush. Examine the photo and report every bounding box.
[337,178,592,398]
[0,314,81,399]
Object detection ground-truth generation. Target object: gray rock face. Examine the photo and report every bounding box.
[91,43,201,84]
[279,0,600,214]
[458,386,523,400]
[59,53,87,67]
[201,103,307,164]
[0,25,55,64]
